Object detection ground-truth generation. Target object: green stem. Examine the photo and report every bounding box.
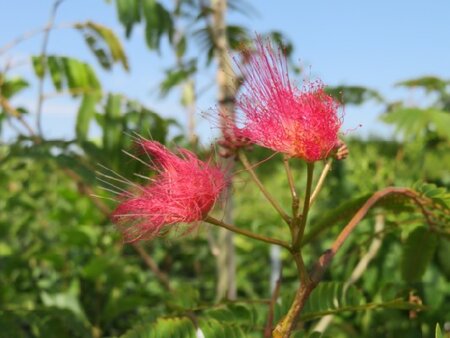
[294,162,315,249]
[272,163,316,337]
[292,251,310,285]
[238,151,291,224]
[204,215,290,249]
[283,155,300,218]
[309,159,332,207]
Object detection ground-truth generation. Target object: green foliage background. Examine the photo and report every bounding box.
[1,1,449,337]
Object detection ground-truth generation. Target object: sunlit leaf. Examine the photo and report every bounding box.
[76,21,129,71]
[142,0,173,50]
[0,76,29,98]
[115,0,142,37]
[160,60,197,96]
[31,55,46,78]
[381,108,450,140]
[31,55,101,95]
[47,56,64,91]
[435,323,443,338]
[76,93,101,142]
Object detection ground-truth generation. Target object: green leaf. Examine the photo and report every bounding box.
[166,285,199,311]
[103,93,123,168]
[120,307,254,338]
[160,61,197,96]
[275,282,425,323]
[0,76,29,98]
[396,76,448,94]
[326,85,384,105]
[436,323,443,338]
[304,188,430,246]
[77,21,129,71]
[142,0,173,50]
[76,93,101,142]
[265,31,294,58]
[40,280,87,321]
[82,255,113,280]
[181,80,195,107]
[0,308,92,338]
[55,153,96,185]
[176,34,187,58]
[122,101,179,143]
[115,0,141,37]
[173,317,197,338]
[381,108,450,140]
[143,0,159,50]
[103,295,152,325]
[31,55,46,78]
[62,57,89,90]
[302,282,364,317]
[84,62,101,90]
[79,140,108,164]
[0,311,28,338]
[193,25,249,65]
[401,226,438,283]
[198,318,226,338]
[414,182,450,208]
[120,317,196,338]
[301,296,423,322]
[308,333,332,338]
[47,56,65,91]
[32,55,101,95]
[437,238,450,279]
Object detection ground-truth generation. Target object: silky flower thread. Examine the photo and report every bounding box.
[228,36,343,162]
[112,140,227,242]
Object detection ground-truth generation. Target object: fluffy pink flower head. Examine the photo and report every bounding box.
[112,140,226,242]
[232,37,343,162]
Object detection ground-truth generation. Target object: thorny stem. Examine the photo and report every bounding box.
[283,155,300,217]
[309,158,332,207]
[293,162,314,249]
[238,151,291,224]
[36,0,65,136]
[204,216,290,249]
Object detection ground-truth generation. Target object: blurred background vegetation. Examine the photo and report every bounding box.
[1,1,449,337]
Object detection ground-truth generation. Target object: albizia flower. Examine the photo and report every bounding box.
[111,140,226,242]
[230,37,343,162]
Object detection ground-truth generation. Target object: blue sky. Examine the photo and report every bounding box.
[1,0,449,142]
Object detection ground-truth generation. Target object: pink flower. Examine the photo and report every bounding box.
[230,37,343,162]
[111,141,226,242]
